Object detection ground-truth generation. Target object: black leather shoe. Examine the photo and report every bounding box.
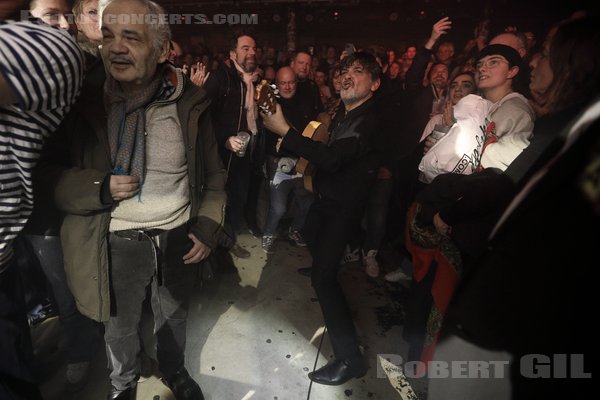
[107,385,136,400]
[308,359,367,386]
[247,226,262,238]
[229,243,251,259]
[163,368,205,400]
[297,267,312,277]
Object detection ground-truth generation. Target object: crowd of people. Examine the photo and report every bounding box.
[1,0,597,399]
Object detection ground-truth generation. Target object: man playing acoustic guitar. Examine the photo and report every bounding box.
[260,52,382,385]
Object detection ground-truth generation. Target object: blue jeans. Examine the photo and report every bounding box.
[104,226,197,390]
[263,177,313,236]
[23,235,98,363]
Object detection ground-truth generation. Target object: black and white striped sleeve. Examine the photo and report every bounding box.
[0,20,84,268]
[0,19,84,116]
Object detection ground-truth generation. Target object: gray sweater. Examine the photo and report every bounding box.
[110,70,191,231]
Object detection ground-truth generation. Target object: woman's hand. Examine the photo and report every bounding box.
[189,62,210,87]
[433,213,452,236]
[442,99,454,127]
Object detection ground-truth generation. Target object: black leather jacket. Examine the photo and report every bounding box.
[281,97,381,211]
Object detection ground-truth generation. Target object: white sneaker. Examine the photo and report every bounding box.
[340,244,360,264]
[384,268,411,282]
[288,229,307,247]
[261,235,275,254]
[362,249,379,278]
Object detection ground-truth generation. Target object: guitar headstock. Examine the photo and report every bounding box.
[255,80,279,116]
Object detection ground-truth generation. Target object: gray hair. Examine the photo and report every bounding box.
[100,0,171,56]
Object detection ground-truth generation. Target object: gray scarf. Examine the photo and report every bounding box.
[104,65,165,183]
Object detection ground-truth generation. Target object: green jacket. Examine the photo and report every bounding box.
[38,67,226,322]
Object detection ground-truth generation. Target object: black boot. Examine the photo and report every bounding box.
[308,359,367,386]
[297,267,312,277]
[229,243,251,259]
[163,368,204,400]
[107,385,136,400]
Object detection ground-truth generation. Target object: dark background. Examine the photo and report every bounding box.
[161,0,596,54]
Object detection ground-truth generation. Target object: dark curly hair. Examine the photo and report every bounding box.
[340,51,382,82]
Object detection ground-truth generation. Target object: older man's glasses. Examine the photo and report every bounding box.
[476,57,509,70]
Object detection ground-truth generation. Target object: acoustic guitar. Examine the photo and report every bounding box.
[255,80,329,193]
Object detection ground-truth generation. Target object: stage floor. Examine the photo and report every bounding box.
[34,232,413,400]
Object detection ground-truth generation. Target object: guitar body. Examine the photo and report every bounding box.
[295,121,329,193]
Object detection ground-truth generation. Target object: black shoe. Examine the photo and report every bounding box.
[297,267,312,277]
[229,243,251,259]
[247,226,262,238]
[308,359,366,386]
[163,368,204,400]
[107,385,136,400]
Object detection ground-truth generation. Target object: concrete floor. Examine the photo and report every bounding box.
[32,232,417,400]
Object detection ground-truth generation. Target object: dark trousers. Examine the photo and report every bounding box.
[363,177,393,251]
[0,259,43,400]
[403,259,436,362]
[245,168,266,234]
[104,226,197,390]
[225,157,252,237]
[23,235,98,363]
[302,199,363,363]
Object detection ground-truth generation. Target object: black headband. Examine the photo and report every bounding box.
[477,44,522,68]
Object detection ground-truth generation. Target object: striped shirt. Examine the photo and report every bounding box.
[0,19,84,268]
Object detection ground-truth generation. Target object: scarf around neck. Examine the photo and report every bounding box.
[232,59,258,134]
[104,65,165,184]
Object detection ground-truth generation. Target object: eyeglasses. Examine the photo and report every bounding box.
[476,57,509,70]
